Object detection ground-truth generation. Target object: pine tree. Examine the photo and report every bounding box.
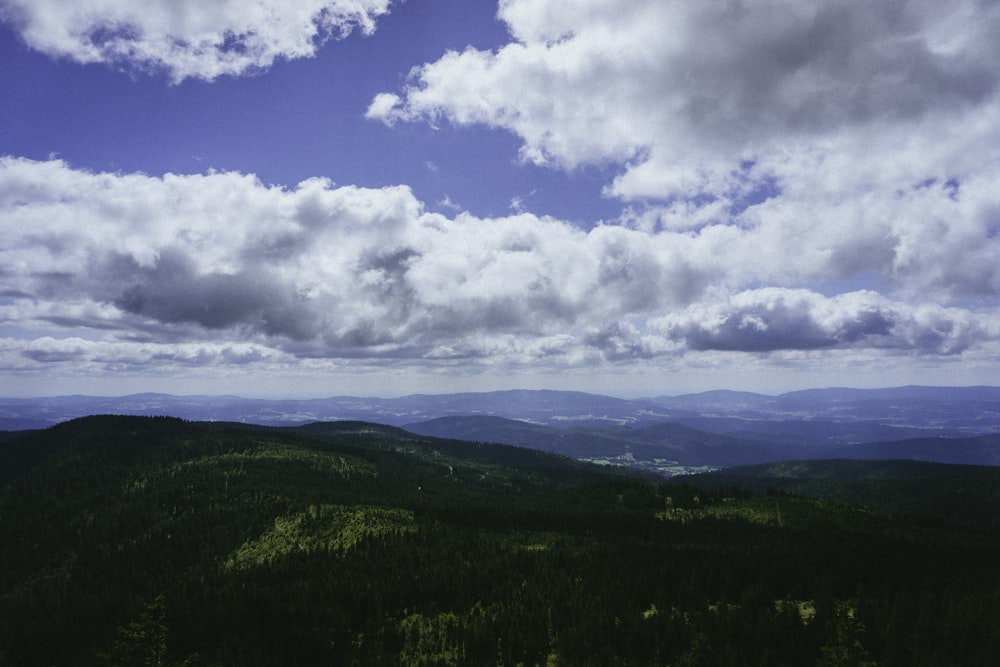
[99,594,198,667]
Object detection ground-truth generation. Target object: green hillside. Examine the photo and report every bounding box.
[689,459,1000,530]
[2,416,999,665]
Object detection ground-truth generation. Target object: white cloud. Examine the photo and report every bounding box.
[7,336,284,368]
[435,195,461,212]
[379,0,1000,176]
[366,92,403,122]
[2,156,998,384]
[652,288,993,355]
[0,0,395,82]
[372,0,1000,305]
[5,0,999,394]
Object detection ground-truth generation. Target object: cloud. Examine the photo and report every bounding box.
[376,1,1000,178]
[583,321,677,361]
[371,0,1000,304]
[435,195,461,212]
[5,336,286,373]
[369,0,1000,301]
[0,0,395,82]
[366,93,403,122]
[3,156,998,380]
[653,289,990,355]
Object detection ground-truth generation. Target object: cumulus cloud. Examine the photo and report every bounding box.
[0,157,612,366]
[5,1,998,391]
[374,0,999,182]
[2,156,998,379]
[0,0,395,82]
[370,1,1000,295]
[653,289,988,355]
[2,336,287,376]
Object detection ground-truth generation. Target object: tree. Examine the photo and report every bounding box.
[99,595,198,667]
[817,601,877,667]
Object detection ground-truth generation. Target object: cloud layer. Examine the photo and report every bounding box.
[0,0,394,82]
[2,157,997,380]
[654,289,985,355]
[2,0,999,390]
[371,0,1000,304]
[372,0,1000,188]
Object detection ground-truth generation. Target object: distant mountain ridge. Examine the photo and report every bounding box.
[3,385,999,432]
[0,390,667,430]
[404,415,1000,473]
[3,386,998,474]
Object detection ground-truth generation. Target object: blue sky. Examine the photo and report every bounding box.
[1,0,999,398]
[0,1,620,224]
[0,0,616,221]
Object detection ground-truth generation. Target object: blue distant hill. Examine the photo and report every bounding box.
[3,386,999,472]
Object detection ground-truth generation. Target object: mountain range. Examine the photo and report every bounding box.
[2,385,999,473]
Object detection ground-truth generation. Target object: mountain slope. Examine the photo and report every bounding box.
[404,415,644,458]
[834,433,1000,466]
[686,458,1000,530]
[2,416,1000,665]
[0,415,628,665]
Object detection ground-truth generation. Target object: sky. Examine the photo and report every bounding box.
[1,0,999,399]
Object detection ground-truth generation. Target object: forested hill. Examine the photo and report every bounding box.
[3,416,1000,665]
[686,458,1000,531]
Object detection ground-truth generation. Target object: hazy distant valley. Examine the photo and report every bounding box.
[4,386,999,475]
